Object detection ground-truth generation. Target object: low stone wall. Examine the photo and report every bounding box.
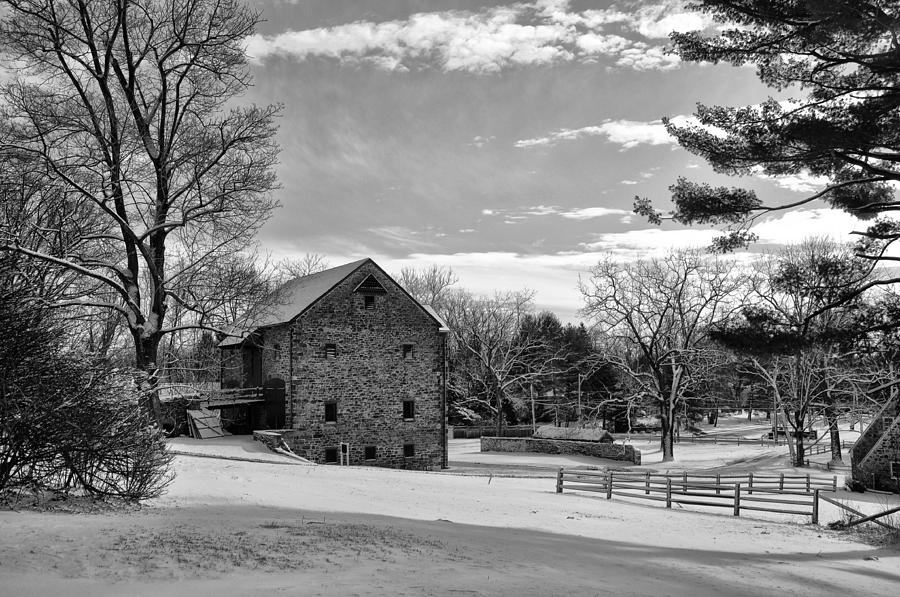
[480,437,641,465]
[253,430,289,452]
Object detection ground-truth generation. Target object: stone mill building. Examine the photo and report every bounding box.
[218,258,449,470]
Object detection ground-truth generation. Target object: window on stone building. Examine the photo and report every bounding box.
[403,443,415,458]
[325,447,338,463]
[324,343,336,359]
[402,343,414,360]
[325,401,337,423]
[364,295,375,310]
[403,400,415,420]
[364,445,377,460]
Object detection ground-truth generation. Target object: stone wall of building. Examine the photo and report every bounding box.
[852,396,900,492]
[855,420,900,492]
[258,326,291,386]
[278,262,445,470]
[480,437,641,465]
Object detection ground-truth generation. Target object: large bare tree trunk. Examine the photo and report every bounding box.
[825,403,843,463]
[134,331,164,424]
[659,364,683,462]
[792,410,806,467]
[660,409,676,462]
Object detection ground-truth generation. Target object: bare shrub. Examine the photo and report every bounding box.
[0,264,173,502]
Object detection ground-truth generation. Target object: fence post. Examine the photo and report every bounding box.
[556,468,563,493]
[779,473,784,491]
[734,484,741,516]
[812,489,819,525]
[716,473,721,495]
[806,474,811,493]
[832,476,837,492]
[645,471,650,495]
[682,471,687,494]
[666,478,672,508]
[607,471,613,499]
[748,472,753,495]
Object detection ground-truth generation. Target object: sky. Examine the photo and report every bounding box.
[241,0,869,322]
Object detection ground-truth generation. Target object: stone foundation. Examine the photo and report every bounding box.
[480,437,641,465]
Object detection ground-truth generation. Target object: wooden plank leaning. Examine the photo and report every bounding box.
[816,494,895,530]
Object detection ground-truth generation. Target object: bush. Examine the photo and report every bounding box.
[0,268,173,501]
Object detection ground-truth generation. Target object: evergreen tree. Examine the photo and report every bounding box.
[636,1,900,277]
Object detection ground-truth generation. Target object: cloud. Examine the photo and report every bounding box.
[559,207,630,220]
[468,135,496,148]
[514,111,730,151]
[581,208,868,260]
[751,209,865,244]
[582,227,721,256]
[246,0,705,73]
[515,116,697,150]
[615,45,681,70]
[367,226,437,250]
[483,205,631,220]
[757,171,830,193]
[514,120,675,149]
[630,3,714,38]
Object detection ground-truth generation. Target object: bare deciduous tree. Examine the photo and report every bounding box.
[278,253,330,280]
[443,289,566,436]
[397,264,458,308]
[0,0,281,422]
[580,249,745,461]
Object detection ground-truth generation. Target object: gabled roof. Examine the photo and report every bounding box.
[422,304,451,334]
[218,258,448,347]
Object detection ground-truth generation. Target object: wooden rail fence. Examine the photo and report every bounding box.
[556,469,839,523]
[613,434,786,446]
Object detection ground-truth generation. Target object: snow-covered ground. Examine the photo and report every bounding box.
[1,433,898,596]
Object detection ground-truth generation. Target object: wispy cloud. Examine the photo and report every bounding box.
[757,171,830,193]
[560,207,630,219]
[468,135,496,148]
[515,116,694,150]
[481,205,631,220]
[245,1,712,73]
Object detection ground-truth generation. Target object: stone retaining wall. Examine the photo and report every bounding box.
[480,437,641,465]
[253,430,288,453]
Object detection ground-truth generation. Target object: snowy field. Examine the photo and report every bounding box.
[1,430,898,597]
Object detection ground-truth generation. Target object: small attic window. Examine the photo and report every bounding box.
[355,274,386,294]
[324,343,336,359]
[364,295,375,310]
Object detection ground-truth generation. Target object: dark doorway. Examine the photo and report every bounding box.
[263,378,286,429]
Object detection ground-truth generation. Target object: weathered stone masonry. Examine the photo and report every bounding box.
[220,259,447,470]
[481,437,642,465]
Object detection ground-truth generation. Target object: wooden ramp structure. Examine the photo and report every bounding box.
[186,408,231,439]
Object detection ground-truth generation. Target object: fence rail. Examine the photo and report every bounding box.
[611,433,786,446]
[556,469,839,522]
